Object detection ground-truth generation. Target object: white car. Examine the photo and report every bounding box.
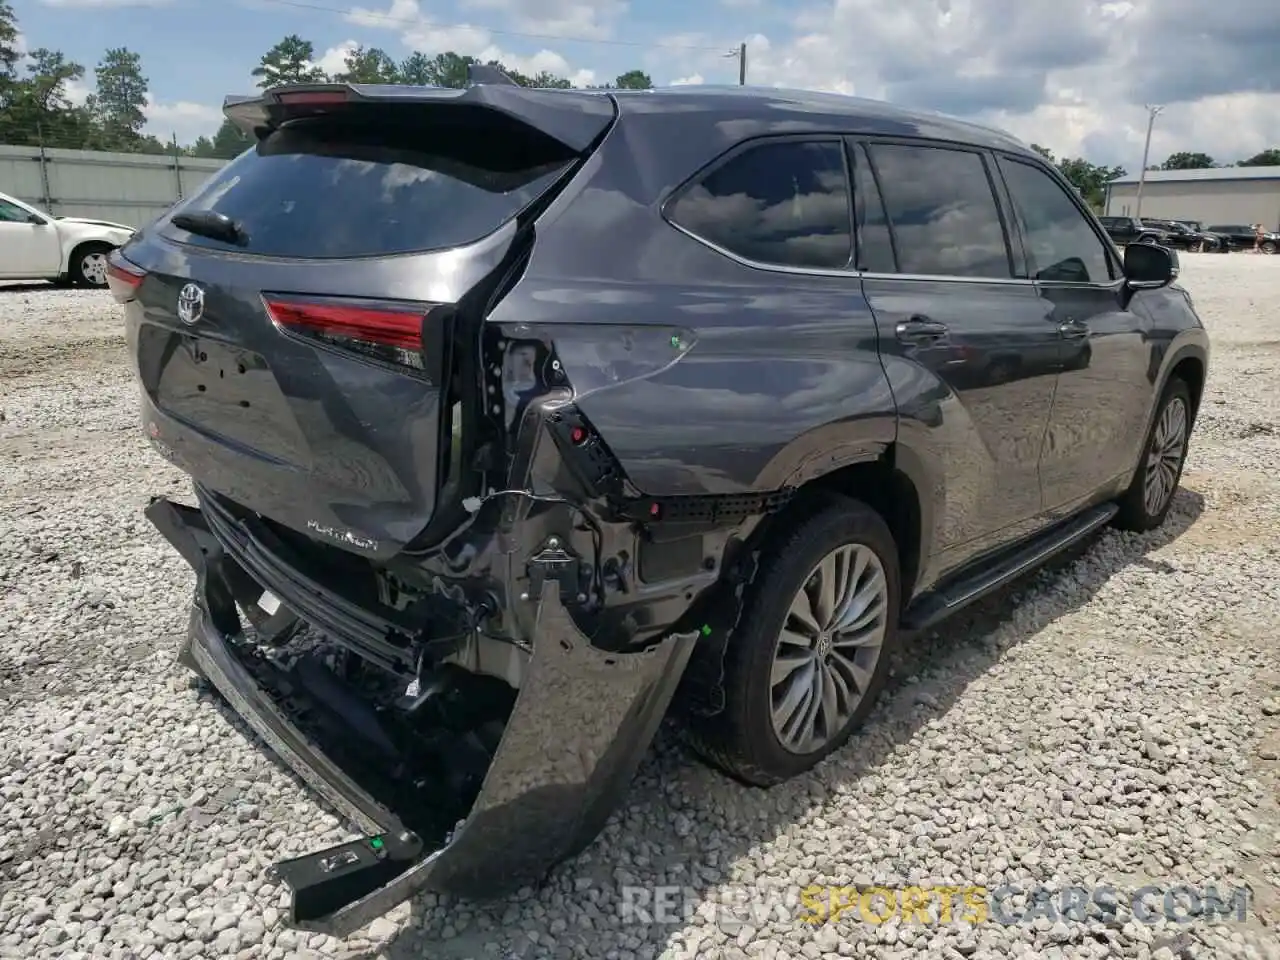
[0,190,135,288]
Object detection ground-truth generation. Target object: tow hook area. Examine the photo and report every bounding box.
[267,831,423,926]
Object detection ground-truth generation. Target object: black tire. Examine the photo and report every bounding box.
[1114,377,1192,532]
[1262,240,1277,255]
[69,242,113,288]
[683,495,902,786]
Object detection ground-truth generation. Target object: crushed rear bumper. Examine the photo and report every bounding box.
[145,495,696,938]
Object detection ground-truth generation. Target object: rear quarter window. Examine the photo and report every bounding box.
[666,139,853,270]
[162,108,575,259]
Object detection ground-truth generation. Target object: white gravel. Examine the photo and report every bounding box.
[2,257,1280,960]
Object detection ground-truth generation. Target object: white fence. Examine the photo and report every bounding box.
[0,145,227,229]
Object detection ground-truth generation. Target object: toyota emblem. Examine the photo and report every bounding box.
[177,283,205,325]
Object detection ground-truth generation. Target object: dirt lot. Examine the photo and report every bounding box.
[2,257,1280,960]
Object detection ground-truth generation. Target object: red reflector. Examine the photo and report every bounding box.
[276,91,349,106]
[107,262,144,287]
[105,254,146,303]
[264,298,424,351]
[570,426,587,445]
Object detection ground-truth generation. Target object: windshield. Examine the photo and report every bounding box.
[0,195,46,222]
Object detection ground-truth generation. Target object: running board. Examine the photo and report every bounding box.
[902,503,1117,632]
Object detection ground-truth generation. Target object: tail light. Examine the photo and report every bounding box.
[105,251,146,303]
[262,294,429,371]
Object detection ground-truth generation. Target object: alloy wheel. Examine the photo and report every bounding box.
[769,543,888,755]
[1143,396,1188,516]
[81,252,109,286]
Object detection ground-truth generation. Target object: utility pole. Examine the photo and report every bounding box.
[726,42,747,85]
[1134,104,1163,220]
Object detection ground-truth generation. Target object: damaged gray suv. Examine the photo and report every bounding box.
[111,71,1208,935]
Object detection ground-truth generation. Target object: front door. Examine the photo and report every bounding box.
[0,197,61,278]
[993,154,1153,513]
[854,140,1062,565]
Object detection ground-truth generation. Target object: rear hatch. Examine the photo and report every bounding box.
[117,83,614,559]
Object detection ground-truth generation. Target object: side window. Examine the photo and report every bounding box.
[998,157,1114,284]
[865,143,1012,279]
[850,143,896,273]
[0,200,31,223]
[667,139,853,269]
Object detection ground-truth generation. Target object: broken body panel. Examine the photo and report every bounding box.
[124,81,804,932]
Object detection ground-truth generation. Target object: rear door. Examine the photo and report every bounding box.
[121,87,612,559]
[855,139,1061,565]
[993,153,1152,514]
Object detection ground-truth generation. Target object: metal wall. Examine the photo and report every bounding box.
[1106,178,1280,230]
[0,145,227,229]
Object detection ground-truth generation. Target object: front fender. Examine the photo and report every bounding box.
[1124,326,1209,481]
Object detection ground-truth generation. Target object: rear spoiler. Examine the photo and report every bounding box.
[223,81,616,153]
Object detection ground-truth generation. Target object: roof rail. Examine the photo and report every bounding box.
[467,64,519,87]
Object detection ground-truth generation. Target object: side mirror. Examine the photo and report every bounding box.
[26,214,47,225]
[1124,242,1175,289]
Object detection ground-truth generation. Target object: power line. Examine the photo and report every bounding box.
[252,0,736,53]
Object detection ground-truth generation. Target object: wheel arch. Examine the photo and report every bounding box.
[1166,350,1206,425]
[751,440,939,609]
[66,238,115,273]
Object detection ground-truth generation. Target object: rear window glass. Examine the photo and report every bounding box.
[163,107,575,259]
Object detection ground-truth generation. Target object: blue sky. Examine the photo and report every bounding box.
[15,0,1280,168]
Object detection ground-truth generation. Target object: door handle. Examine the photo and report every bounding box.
[1058,317,1089,340]
[895,316,949,343]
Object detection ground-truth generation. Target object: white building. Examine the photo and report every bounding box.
[1104,167,1280,230]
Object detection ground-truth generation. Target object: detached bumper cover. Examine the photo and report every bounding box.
[146,495,696,938]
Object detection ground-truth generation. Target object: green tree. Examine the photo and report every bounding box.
[1238,148,1280,167]
[0,2,19,90]
[410,51,476,88]
[397,51,437,85]
[1161,151,1214,170]
[210,118,252,158]
[252,34,326,89]
[1025,145,1123,209]
[337,45,401,84]
[88,47,149,148]
[1,48,93,147]
[511,68,571,89]
[612,69,653,89]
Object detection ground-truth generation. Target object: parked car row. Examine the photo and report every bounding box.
[1097,214,1277,254]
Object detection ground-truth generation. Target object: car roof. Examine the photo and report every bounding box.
[606,85,1038,156]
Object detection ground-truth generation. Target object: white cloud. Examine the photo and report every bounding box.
[315,40,360,76]
[143,96,223,144]
[346,0,422,28]
[39,0,172,6]
[64,79,92,107]
[636,0,1280,168]
[670,73,705,86]
[343,0,600,87]
[458,0,625,41]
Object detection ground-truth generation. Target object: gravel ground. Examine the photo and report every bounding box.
[2,256,1280,960]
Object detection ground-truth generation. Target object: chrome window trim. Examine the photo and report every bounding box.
[665,218,1039,285]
